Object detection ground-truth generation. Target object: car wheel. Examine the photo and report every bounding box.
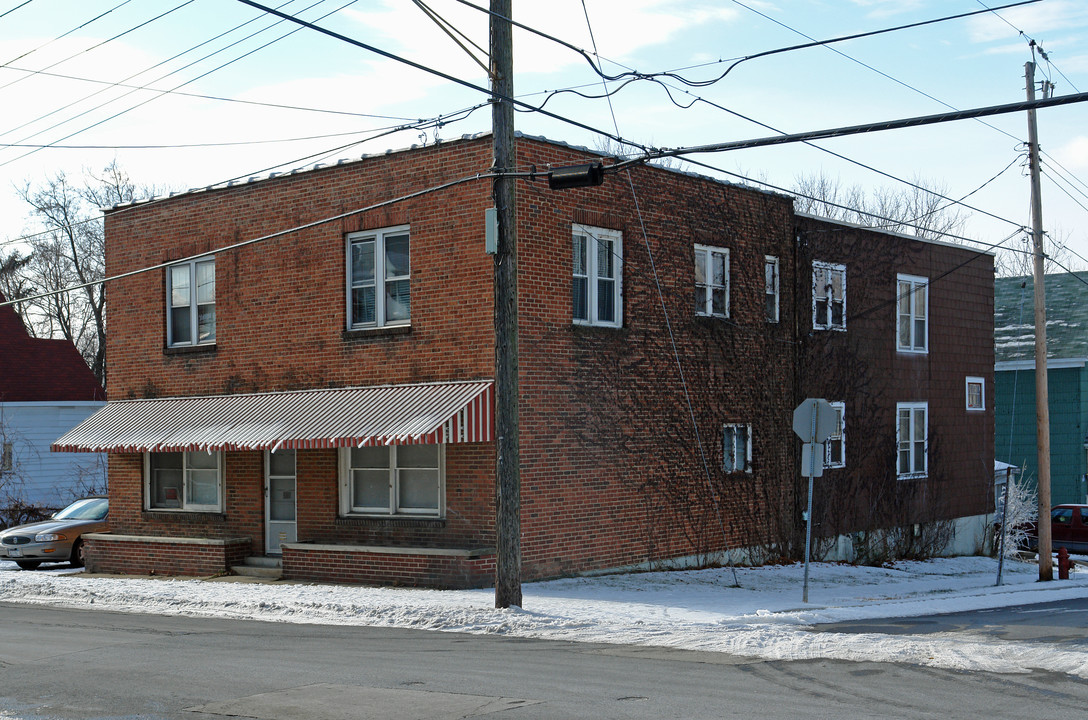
[70,539,85,568]
[15,560,41,570]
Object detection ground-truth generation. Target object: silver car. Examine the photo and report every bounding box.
[0,497,108,570]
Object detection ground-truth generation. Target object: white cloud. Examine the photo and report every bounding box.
[1055,136,1088,169]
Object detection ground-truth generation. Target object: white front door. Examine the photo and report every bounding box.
[265,449,297,555]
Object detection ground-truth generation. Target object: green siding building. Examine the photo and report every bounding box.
[995,272,1088,505]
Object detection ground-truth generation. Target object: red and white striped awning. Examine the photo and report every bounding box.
[52,380,494,453]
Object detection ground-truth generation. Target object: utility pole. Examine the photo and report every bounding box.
[1025,59,1053,581]
[491,0,521,608]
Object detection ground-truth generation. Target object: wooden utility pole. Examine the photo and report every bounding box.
[491,0,521,608]
[1025,59,1053,581]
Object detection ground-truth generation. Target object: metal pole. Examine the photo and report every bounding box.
[1025,60,1053,581]
[491,0,522,609]
[802,410,817,603]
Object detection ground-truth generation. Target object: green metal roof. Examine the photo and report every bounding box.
[995,271,1088,362]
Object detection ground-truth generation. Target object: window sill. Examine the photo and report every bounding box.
[164,343,217,356]
[896,473,928,481]
[141,510,227,521]
[813,326,847,332]
[570,322,626,334]
[336,515,446,529]
[341,325,412,341]
[896,348,928,355]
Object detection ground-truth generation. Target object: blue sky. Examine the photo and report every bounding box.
[0,0,1086,269]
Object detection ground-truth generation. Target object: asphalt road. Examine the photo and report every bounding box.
[1,601,1086,720]
[812,596,1088,644]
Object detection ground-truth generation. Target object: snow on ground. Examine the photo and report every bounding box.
[2,555,1087,677]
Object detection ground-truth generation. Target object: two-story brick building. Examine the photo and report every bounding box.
[55,134,995,586]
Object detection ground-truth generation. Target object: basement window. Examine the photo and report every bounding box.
[723,424,752,474]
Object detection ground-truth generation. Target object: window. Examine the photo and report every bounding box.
[765,256,779,323]
[146,451,223,512]
[723,424,752,473]
[896,402,928,478]
[167,257,215,347]
[897,274,928,352]
[813,261,845,330]
[1,441,12,473]
[572,224,622,327]
[695,245,729,318]
[340,444,443,516]
[966,377,985,410]
[826,402,845,468]
[347,226,411,330]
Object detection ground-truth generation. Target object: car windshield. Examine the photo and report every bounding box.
[53,498,108,521]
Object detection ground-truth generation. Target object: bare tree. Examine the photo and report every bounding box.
[793,173,966,242]
[993,226,1083,277]
[11,161,151,389]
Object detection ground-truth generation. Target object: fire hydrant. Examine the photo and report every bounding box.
[1058,546,1074,579]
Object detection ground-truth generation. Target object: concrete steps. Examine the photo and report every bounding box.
[230,556,283,579]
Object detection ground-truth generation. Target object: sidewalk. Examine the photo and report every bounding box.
[3,554,1087,677]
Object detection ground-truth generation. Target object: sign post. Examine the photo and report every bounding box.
[793,398,836,603]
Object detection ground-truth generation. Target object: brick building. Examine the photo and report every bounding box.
[55,134,995,586]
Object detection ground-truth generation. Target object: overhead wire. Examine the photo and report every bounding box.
[0,1,36,21]
[231,0,649,153]
[0,0,192,94]
[0,0,357,168]
[0,64,418,121]
[0,0,133,72]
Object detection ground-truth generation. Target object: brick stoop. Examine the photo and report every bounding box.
[231,556,283,579]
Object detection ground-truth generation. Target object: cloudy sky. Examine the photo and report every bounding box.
[0,0,1086,270]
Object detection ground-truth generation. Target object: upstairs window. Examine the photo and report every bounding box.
[765,256,780,323]
[167,258,215,347]
[966,377,985,411]
[347,226,411,330]
[572,224,622,327]
[813,261,845,331]
[896,402,928,478]
[694,245,729,318]
[897,274,928,353]
[146,451,223,512]
[723,423,752,473]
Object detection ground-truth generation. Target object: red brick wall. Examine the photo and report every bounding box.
[282,545,493,589]
[99,135,991,586]
[795,216,995,536]
[85,536,250,576]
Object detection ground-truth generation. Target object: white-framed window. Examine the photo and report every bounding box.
[572,224,622,327]
[765,255,780,323]
[813,261,845,331]
[167,257,215,347]
[695,244,729,318]
[347,226,411,330]
[896,402,928,478]
[339,444,444,516]
[966,376,985,411]
[897,274,928,353]
[1,440,12,473]
[145,450,223,512]
[723,424,752,473]
[826,402,845,468]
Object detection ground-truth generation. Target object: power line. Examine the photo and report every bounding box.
[0,63,418,121]
[0,1,192,95]
[0,0,359,169]
[614,91,1088,170]
[232,0,648,153]
[0,0,134,73]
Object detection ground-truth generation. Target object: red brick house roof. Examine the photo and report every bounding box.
[0,291,104,402]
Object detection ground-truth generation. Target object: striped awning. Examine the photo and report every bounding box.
[52,380,494,453]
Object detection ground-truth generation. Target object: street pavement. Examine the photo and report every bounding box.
[2,600,1087,719]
